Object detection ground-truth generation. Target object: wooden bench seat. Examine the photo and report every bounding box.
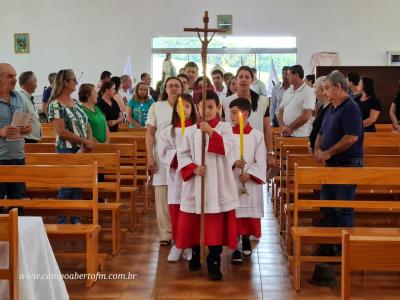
[0,208,18,300]
[25,152,123,255]
[25,144,140,230]
[291,166,400,291]
[0,165,100,288]
[341,230,400,300]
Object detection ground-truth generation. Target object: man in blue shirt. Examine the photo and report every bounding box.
[313,70,364,256]
[0,63,32,201]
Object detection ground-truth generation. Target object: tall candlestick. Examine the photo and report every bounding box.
[178,97,185,136]
[239,111,244,159]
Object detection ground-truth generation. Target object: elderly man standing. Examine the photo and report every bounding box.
[119,75,133,104]
[313,70,364,259]
[278,65,315,137]
[19,71,41,143]
[0,63,32,201]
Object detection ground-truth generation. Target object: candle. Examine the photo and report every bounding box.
[178,97,185,136]
[239,111,244,159]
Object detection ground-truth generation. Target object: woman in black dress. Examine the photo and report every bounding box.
[96,81,123,132]
[354,77,382,132]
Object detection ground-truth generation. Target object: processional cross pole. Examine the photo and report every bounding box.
[184,11,226,264]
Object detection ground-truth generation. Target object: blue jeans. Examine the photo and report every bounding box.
[0,158,26,214]
[56,147,82,224]
[318,158,363,254]
[0,158,26,199]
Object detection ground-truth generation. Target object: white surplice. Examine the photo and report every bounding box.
[178,120,239,214]
[232,125,266,218]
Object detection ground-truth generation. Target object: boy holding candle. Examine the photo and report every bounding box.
[229,98,266,264]
[176,90,239,281]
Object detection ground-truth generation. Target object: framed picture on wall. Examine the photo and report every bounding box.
[14,33,30,54]
[217,15,232,34]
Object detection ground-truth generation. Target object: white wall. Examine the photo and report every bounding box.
[1,0,400,92]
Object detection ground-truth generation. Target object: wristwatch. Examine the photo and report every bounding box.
[267,151,275,156]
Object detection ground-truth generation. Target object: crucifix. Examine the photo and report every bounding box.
[184,11,226,264]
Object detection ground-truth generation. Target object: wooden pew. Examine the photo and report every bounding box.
[291,166,400,291]
[341,230,400,300]
[0,165,100,288]
[99,137,150,213]
[283,154,400,257]
[91,143,143,225]
[0,208,18,300]
[376,124,396,132]
[24,143,141,229]
[25,152,122,255]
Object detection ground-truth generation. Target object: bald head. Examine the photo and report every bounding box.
[0,63,17,93]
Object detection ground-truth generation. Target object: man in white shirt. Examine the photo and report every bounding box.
[250,68,267,96]
[278,65,315,137]
[18,71,41,143]
[119,75,133,103]
[211,69,227,102]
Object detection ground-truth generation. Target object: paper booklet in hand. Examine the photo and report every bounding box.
[6,111,34,141]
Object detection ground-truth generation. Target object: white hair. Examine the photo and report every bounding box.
[314,76,326,91]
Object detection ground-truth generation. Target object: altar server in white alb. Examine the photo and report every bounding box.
[176,90,239,281]
[159,94,198,262]
[229,98,266,264]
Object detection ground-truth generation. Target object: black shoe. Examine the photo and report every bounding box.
[308,263,338,287]
[311,245,335,257]
[207,261,222,281]
[242,236,252,256]
[231,250,243,265]
[189,246,201,271]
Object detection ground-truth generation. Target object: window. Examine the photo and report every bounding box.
[152,36,297,93]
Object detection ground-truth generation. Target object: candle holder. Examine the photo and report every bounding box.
[240,158,249,196]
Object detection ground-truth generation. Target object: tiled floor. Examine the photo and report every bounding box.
[65,188,400,299]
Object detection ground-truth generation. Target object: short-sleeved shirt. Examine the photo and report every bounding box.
[146,100,174,186]
[320,98,364,165]
[309,103,331,151]
[42,87,52,103]
[223,90,270,133]
[0,91,28,160]
[127,98,155,128]
[280,83,316,137]
[96,98,121,132]
[354,95,382,132]
[80,105,107,143]
[270,83,288,117]
[47,100,89,150]
[251,79,267,96]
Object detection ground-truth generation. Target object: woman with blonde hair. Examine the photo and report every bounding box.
[47,69,94,224]
[127,82,155,128]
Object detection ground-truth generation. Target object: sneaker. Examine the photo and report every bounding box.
[207,261,222,281]
[231,250,243,265]
[182,248,192,261]
[58,216,67,224]
[242,236,252,256]
[71,216,81,225]
[167,245,182,262]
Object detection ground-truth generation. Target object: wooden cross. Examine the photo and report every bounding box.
[184,11,226,265]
